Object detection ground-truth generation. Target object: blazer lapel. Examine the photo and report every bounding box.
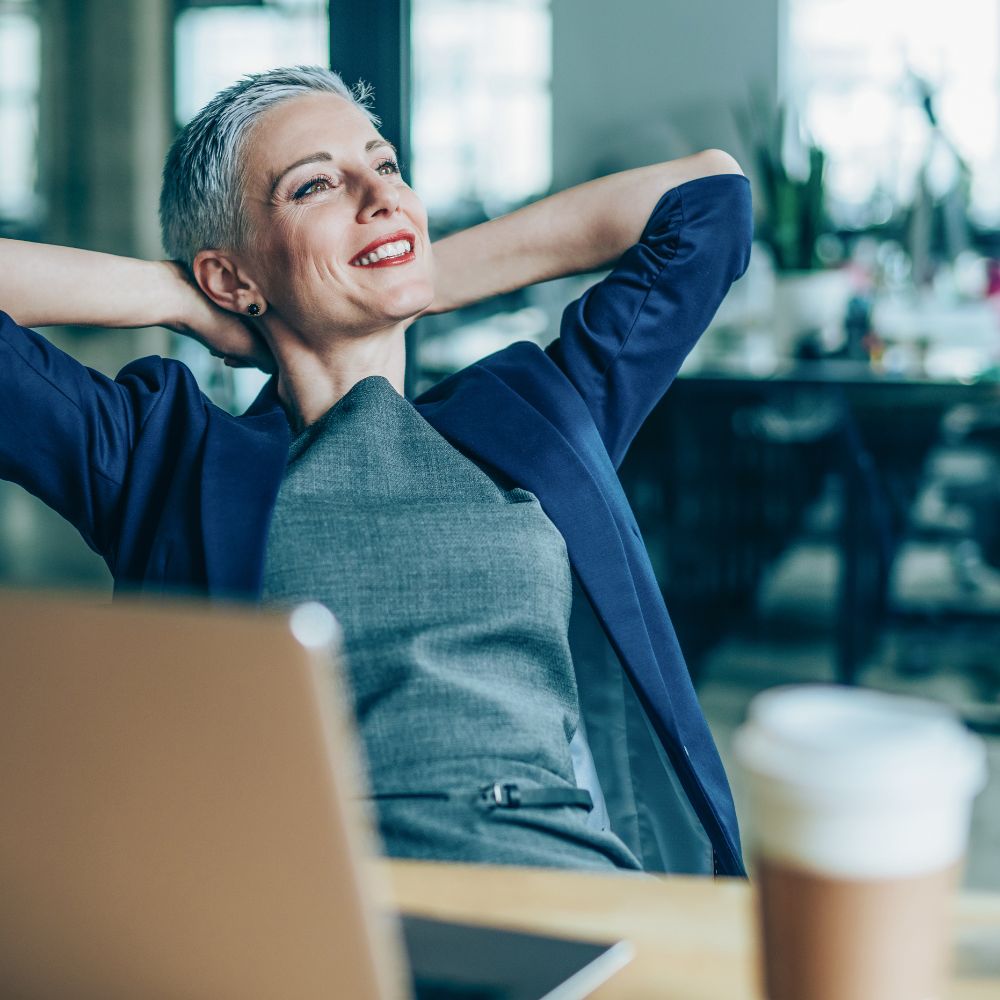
[417,363,679,734]
[417,351,746,873]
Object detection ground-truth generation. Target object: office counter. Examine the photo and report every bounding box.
[383,859,1000,999]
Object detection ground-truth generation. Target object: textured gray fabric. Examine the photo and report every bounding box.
[261,375,640,871]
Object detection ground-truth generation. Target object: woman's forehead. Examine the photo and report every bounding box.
[248,93,379,175]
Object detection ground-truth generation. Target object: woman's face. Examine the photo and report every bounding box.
[240,92,434,340]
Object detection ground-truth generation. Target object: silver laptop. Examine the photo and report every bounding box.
[0,590,632,999]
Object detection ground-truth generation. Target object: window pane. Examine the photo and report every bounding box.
[411,0,552,215]
[174,1,329,125]
[788,0,1000,227]
[0,5,40,222]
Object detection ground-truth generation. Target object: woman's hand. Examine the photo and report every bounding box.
[162,262,276,373]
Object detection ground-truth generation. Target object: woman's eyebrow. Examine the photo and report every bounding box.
[366,138,397,158]
[269,152,333,198]
[269,140,398,198]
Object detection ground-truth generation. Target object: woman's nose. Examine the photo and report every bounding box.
[356,174,400,222]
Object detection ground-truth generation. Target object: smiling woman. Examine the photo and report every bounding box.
[167,79,438,428]
[0,64,753,876]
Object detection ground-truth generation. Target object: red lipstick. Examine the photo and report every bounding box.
[350,230,416,268]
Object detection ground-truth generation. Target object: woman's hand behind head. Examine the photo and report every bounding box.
[163,261,276,373]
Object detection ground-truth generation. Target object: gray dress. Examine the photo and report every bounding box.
[261,375,640,871]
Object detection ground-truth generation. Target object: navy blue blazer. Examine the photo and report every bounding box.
[0,173,752,874]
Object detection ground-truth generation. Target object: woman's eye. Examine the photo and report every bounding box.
[376,158,400,176]
[293,176,335,200]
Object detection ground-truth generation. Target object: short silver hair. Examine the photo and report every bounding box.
[159,65,378,266]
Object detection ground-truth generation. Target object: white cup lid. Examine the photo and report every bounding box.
[733,685,987,803]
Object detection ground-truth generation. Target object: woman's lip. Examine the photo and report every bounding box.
[349,229,416,265]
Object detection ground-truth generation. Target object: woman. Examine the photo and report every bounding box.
[0,66,751,875]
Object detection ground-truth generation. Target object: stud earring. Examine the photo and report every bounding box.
[247,303,261,316]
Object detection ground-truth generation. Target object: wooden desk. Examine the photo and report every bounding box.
[383,860,1000,999]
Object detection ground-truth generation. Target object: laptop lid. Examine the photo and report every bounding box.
[0,591,406,1000]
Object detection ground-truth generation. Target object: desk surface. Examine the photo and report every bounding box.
[382,860,1000,1000]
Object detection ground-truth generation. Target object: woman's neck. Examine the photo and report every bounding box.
[268,322,408,432]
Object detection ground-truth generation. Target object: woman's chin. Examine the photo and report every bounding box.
[375,280,436,323]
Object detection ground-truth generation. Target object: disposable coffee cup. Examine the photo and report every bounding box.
[733,685,987,1000]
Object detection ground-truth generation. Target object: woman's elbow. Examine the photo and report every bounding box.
[680,151,753,280]
[690,148,744,179]
[654,149,745,194]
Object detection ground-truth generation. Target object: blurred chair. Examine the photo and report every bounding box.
[890,402,1000,733]
[620,382,844,682]
[940,404,1000,573]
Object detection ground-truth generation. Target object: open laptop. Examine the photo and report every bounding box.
[0,590,632,999]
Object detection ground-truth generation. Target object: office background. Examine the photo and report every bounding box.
[2,0,999,887]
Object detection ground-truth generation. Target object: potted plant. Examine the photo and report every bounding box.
[736,94,850,355]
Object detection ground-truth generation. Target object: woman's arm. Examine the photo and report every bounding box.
[0,239,272,368]
[0,242,270,558]
[426,149,743,314]
[0,239,189,330]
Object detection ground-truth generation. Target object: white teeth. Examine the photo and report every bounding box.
[353,239,413,266]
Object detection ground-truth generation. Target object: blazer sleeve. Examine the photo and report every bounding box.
[0,309,163,561]
[545,173,752,468]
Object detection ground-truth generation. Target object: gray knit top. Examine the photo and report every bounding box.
[260,375,639,870]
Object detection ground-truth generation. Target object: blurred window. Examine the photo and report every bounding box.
[788,0,1000,228]
[0,0,40,225]
[174,0,329,126]
[410,0,551,217]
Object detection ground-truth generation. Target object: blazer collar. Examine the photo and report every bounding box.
[202,363,675,737]
[202,366,671,726]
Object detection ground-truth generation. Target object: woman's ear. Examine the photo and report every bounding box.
[191,250,267,317]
